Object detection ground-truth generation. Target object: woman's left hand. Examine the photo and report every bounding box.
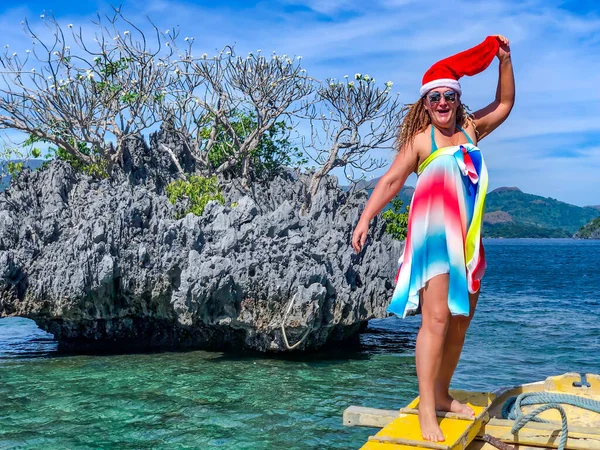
[493,34,511,60]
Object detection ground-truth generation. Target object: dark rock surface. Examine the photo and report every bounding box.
[0,131,402,352]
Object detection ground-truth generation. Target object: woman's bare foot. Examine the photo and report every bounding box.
[418,406,445,442]
[435,393,475,416]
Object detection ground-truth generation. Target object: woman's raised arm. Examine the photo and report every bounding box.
[473,35,515,140]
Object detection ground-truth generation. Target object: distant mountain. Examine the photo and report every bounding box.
[1,159,46,191]
[483,187,600,237]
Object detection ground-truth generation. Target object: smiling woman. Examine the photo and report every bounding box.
[352,35,515,442]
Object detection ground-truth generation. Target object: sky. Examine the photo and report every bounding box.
[1,0,599,206]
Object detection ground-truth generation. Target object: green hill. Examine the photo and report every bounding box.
[575,216,600,239]
[483,187,600,237]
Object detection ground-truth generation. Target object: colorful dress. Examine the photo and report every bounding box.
[387,125,488,318]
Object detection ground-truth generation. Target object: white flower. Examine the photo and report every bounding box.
[184,37,189,41]
[165,29,170,34]
[124,31,130,36]
[68,24,73,28]
[344,75,348,79]
[31,68,36,73]
[364,74,370,81]
[132,79,138,83]
[348,81,354,88]
[65,46,70,51]
[257,49,262,52]
[300,68,306,73]
[330,82,335,86]
[165,42,170,46]
[355,73,361,79]
[26,50,30,53]
[4,45,8,48]
[297,55,302,59]
[286,58,292,64]
[47,76,52,80]
[94,57,101,62]
[50,84,55,88]
[40,14,45,19]
[202,53,207,59]
[53,51,59,56]
[12,52,17,57]
[385,81,393,88]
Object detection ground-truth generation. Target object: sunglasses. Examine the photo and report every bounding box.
[427,90,458,104]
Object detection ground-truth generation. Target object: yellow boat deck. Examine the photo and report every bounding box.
[344,373,600,450]
[361,391,493,450]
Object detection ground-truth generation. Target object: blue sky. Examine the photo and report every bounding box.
[1,0,599,206]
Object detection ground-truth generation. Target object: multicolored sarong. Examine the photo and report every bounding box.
[387,143,488,318]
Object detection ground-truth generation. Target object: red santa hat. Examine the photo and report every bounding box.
[419,36,500,97]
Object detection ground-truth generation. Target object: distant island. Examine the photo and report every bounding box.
[346,178,600,239]
[575,216,600,239]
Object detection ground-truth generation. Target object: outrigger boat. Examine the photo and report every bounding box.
[343,373,600,450]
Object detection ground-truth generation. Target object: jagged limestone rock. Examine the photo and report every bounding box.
[0,131,402,352]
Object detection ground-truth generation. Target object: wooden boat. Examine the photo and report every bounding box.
[343,373,600,450]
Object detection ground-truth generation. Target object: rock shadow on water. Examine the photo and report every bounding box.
[0,316,416,362]
[206,317,416,364]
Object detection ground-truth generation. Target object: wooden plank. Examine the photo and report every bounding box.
[400,408,477,421]
[483,418,600,437]
[361,392,493,450]
[344,406,400,428]
[479,419,600,450]
[368,435,451,450]
[449,411,490,450]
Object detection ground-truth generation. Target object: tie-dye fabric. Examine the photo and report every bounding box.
[387,143,488,318]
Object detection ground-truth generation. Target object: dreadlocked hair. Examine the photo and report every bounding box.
[394,97,477,152]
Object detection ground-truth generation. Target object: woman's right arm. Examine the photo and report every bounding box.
[351,141,419,253]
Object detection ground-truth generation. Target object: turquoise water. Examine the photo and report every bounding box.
[1,239,599,449]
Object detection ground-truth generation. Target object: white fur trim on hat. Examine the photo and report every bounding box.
[420,79,462,97]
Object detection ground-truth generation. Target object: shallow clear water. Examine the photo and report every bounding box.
[1,239,599,449]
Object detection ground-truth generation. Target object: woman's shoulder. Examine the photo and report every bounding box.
[412,125,432,147]
[461,121,479,146]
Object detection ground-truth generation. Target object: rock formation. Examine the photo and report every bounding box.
[0,131,402,352]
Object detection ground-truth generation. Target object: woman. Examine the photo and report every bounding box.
[351,35,514,442]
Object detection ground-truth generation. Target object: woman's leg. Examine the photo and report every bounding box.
[416,274,451,442]
[434,289,480,414]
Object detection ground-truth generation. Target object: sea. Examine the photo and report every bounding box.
[1,238,599,449]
